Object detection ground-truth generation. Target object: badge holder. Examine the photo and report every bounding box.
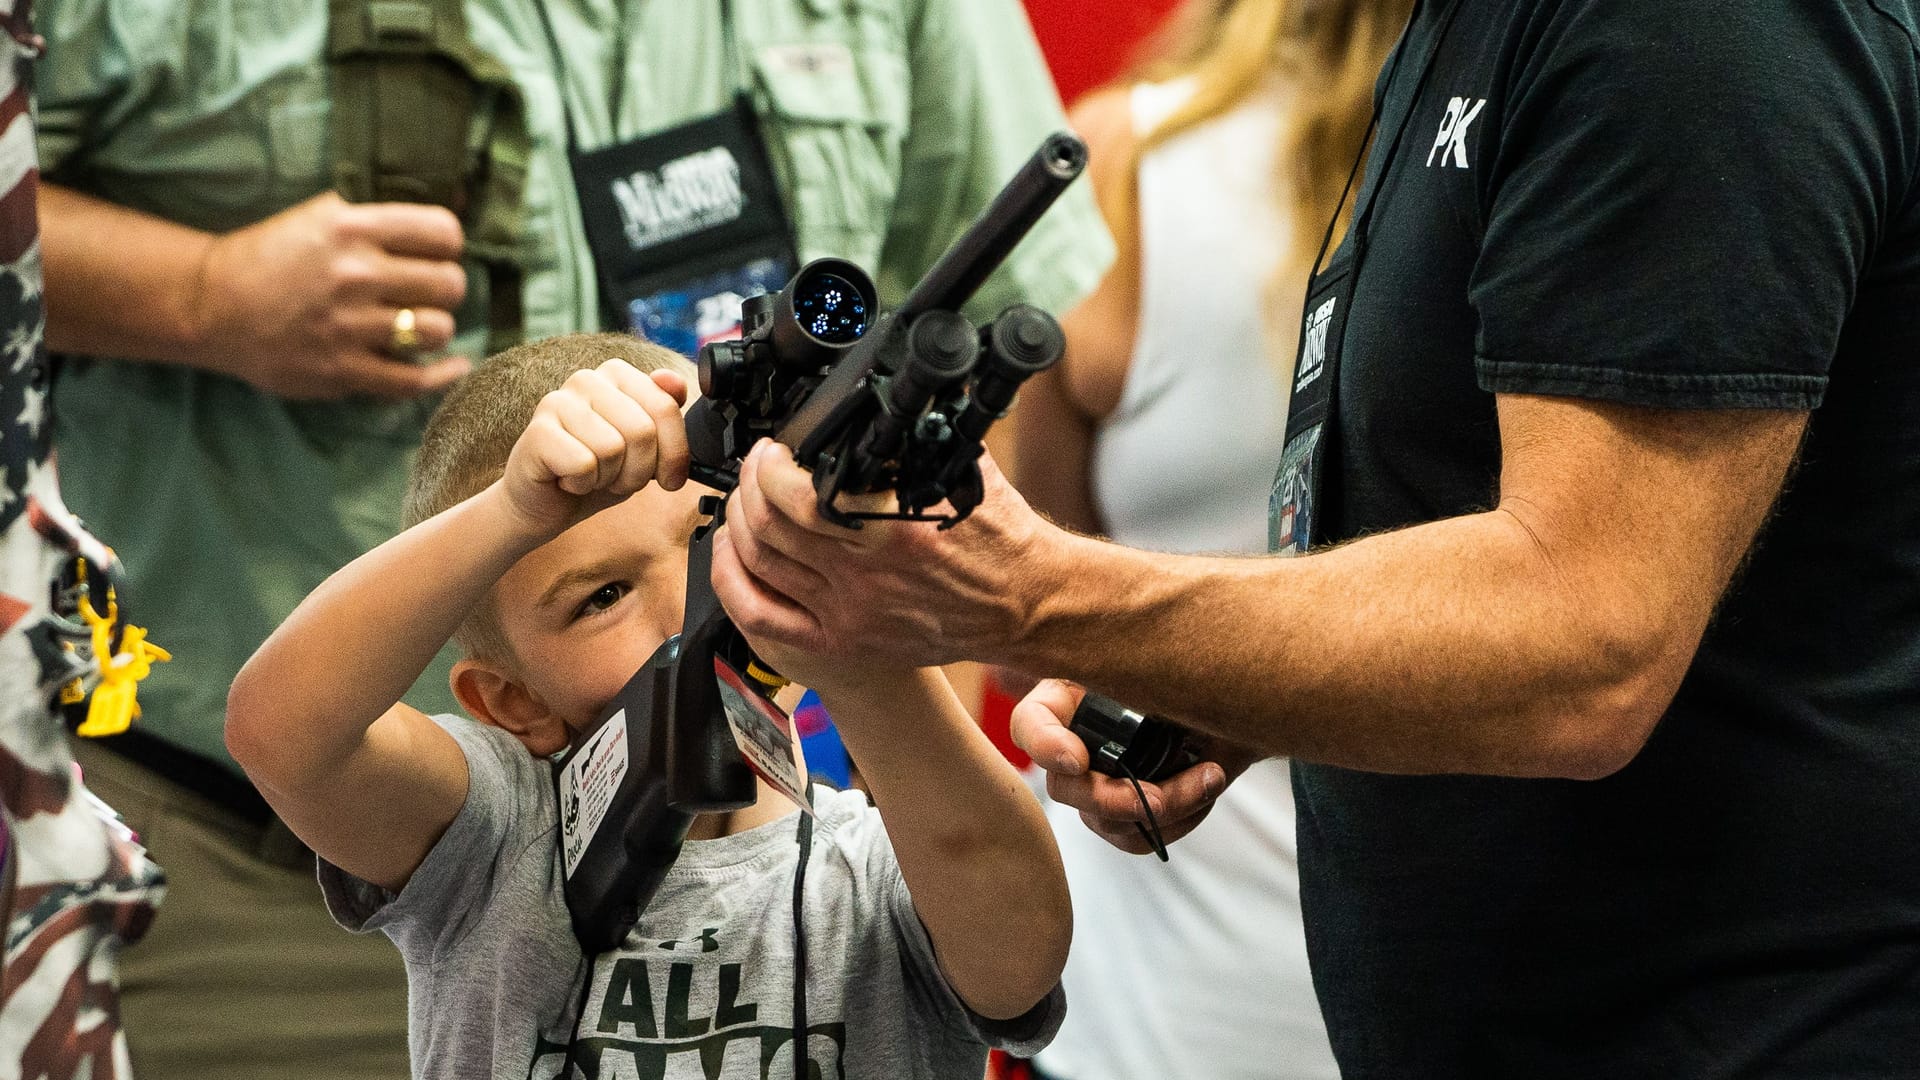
[570,94,799,354]
[1273,243,1358,555]
[539,0,800,355]
[1271,0,1463,555]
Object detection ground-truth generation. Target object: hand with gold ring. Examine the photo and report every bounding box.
[389,307,422,358]
[186,192,473,401]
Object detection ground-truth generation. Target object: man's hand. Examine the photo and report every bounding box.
[713,439,1058,669]
[494,360,691,540]
[195,192,472,400]
[1012,678,1252,855]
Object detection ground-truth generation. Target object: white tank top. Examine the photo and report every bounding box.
[1088,80,1297,554]
[1037,80,1337,1080]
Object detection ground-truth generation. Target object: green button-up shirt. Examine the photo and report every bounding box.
[36,0,1111,770]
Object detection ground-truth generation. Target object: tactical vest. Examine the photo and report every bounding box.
[328,0,531,355]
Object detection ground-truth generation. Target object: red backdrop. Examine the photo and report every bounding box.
[1023,0,1187,104]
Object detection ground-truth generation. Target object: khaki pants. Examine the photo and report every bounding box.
[74,740,411,1080]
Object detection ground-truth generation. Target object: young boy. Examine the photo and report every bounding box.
[225,333,1073,1080]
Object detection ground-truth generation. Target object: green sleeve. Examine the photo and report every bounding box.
[876,0,1115,322]
[33,0,159,176]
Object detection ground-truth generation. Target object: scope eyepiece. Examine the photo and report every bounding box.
[790,271,870,344]
[772,259,876,362]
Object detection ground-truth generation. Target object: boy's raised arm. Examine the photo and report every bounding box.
[810,667,1070,1022]
[226,361,690,892]
[721,530,1072,1024]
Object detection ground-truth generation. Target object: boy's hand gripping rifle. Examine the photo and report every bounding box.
[557,134,1084,952]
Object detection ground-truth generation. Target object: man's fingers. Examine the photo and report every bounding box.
[1010,679,1091,776]
[371,253,467,311]
[340,352,471,399]
[1080,813,1160,856]
[1046,768,1165,822]
[330,306,456,355]
[1155,760,1230,814]
[746,440,848,539]
[712,528,827,647]
[734,442,828,568]
[722,506,831,610]
[1046,757,1224,825]
[1080,801,1217,855]
[340,201,465,261]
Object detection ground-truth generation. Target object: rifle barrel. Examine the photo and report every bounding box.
[896,132,1087,321]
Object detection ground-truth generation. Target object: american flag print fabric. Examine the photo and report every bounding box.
[0,2,165,1076]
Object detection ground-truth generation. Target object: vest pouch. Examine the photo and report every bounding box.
[328,0,530,358]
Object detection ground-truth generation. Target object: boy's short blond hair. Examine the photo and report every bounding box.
[405,332,695,661]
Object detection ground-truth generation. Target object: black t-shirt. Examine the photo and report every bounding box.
[1292,1,1920,1076]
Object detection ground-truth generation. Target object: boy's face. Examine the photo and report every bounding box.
[484,481,710,743]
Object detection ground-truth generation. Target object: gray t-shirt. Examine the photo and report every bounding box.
[320,715,1063,1080]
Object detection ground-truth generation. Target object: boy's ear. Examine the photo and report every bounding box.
[452,659,570,757]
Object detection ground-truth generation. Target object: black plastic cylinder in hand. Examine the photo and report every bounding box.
[1069,692,1198,784]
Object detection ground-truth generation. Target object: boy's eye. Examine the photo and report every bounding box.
[575,583,628,620]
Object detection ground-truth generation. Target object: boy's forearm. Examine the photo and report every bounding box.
[820,669,1070,1020]
[227,484,548,780]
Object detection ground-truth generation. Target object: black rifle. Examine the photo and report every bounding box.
[557,133,1085,952]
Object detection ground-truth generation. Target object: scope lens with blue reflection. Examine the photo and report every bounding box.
[790,271,871,345]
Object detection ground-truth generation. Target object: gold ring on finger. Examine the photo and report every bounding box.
[389,307,421,356]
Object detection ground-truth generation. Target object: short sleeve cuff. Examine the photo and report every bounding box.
[316,715,530,965]
[883,858,1069,1056]
[1477,357,1827,410]
[964,191,1117,324]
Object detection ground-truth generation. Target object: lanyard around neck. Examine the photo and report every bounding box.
[1307,0,1467,277]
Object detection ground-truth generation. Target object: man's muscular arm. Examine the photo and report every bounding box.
[716,393,1806,781]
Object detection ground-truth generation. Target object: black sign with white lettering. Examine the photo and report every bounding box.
[573,96,797,353]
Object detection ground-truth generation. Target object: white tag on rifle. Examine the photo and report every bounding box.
[714,657,816,816]
[560,712,630,875]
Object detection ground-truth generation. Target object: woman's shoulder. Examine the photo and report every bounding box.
[1066,83,1141,170]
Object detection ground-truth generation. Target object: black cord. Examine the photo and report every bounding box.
[1111,758,1170,863]
[556,796,812,1080]
[790,807,814,1080]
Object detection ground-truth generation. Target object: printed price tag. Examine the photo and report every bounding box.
[713,657,815,816]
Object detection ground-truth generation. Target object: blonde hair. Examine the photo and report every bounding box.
[406,332,695,659]
[1134,0,1416,284]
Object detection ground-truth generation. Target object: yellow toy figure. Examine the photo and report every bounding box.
[66,558,170,737]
